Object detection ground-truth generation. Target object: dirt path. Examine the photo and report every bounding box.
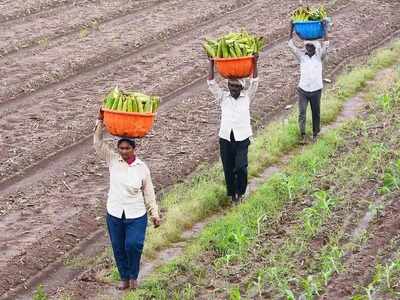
[1,0,400,299]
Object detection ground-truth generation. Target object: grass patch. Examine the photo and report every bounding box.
[33,285,48,300]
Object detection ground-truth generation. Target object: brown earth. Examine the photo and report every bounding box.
[1,0,400,299]
[321,190,400,299]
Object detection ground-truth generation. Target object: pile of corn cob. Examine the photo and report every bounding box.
[103,87,160,113]
[291,5,328,22]
[203,30,265,58]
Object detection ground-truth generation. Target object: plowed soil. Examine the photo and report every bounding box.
[1,0,400,298]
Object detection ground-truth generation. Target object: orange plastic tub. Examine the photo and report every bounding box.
[102,108,155,138]
[214,56,254,79]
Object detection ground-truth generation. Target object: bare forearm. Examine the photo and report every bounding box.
[93,119,115,162]
[253,56,258,78]
[323,21,328,41]
[93,120,104,148]
[289,21,294,40]
[208,59,215,80]
[288,39,302,61]
[144,194,158,217]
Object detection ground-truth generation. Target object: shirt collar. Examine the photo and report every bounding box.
[118,156,143,166]
[227,92,246,99]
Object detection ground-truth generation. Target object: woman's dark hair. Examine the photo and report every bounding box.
[117,138,136,149]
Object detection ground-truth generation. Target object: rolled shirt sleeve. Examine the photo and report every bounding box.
[142,164,160,219]
[321,41,330,61]
[207,79,224,104]
[288,39,303,61]
[93,122,117,164]
[246,77,259,102]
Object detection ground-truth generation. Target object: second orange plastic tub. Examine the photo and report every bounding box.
[214,56,254,79]
[102,108,155,138]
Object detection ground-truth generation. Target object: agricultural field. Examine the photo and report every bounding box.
[0,0,400,299]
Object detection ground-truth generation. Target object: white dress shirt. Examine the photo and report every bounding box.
[94,123,159,219]
[288,39,329,92]
[207,78,259,141]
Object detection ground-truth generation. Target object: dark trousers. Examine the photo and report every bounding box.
[298,88,322,136]
[219,131,250,197]
[106,212,147,280]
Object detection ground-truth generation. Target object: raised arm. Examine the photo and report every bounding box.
[288,22,303,61]
[288,39,303,61]
[321,21,329,61]
[246,55,259,101]
[207,58,224,103]
[93,109,116,164]
[142,164,161,227]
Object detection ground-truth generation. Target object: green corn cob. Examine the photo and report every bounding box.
[151,96,160,112]
[127,99,134,112]
[122,99,129,112]
[221,39,229,58]
[137,101,144,113]
[111,97,119,110]
[203,43,216,57]
[109,97,115,109]
[145,100,152,113]
[229,46,237,57]
[234,42,242,57]
[132,98,137,112]
[117,98,124,111]
[217,42,223,58]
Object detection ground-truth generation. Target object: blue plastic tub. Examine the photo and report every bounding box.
[293,21,325,40]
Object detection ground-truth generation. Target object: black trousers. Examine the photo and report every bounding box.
[219,131,250,197]
[297,88,322,136]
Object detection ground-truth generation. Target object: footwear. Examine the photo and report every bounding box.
[117,280,129,290]
[312,134,318,143]
[300,134,307,145]
[129,279,138,290]
[231,194,239,204]
[237,194,245,203]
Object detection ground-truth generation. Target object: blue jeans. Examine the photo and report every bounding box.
[106,212,148,280]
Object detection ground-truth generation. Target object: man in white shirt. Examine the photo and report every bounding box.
[207,56,259,203]
[288,21,329,143]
